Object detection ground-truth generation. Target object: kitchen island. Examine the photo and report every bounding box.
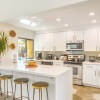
[0,61,72,100]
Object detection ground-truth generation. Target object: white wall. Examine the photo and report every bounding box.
[0,23,34,61]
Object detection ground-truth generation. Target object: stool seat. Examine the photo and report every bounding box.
[14,78,29,84]
[0,75,13,80]
[32,82,49,89]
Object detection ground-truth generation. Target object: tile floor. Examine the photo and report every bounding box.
[0,85,100,100]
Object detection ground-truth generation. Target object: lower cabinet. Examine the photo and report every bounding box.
[83,64,100,86]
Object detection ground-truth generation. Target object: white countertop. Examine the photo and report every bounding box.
[83,61,100,65]
[0,61,71,77]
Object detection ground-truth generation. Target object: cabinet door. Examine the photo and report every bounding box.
[34,34,44,51]
[74,30,84,40]
[44,33,54,51]
[83,65,97,85]
[84,28,98,51]
[97,66,100,86]
[97,28,100,51]
[66,31,74,41]
[55,32,66,51]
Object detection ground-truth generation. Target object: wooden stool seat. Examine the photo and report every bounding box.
[32,82,49,89]
[14,78,29,84]
[0,75,13,80]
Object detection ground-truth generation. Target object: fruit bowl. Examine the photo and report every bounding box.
[25,60,37,68]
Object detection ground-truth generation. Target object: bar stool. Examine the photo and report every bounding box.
[0,75,13,99]
[13,78,29,100]
[32,81,49,100]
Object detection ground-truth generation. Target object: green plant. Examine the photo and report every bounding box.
[0,31,9,56]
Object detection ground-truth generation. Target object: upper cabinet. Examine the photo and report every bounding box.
[84,28,98,51]
[34,34,44,51]
[67,30,84,41]
[55,32,66,51]
[66,31,74,41]
[74,30,84,40]
[97,28,100,51]
[44,33,54,51]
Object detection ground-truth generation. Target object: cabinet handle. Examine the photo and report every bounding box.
[99,71,100,77]
[55,46,56,51]
[99,46,100,51]
[87,66,93,68]
[95,71,96,76]
[96,46,97,51]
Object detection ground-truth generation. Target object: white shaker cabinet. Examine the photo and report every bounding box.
[97,66,100,86]
[97,28,100,51]
[44,33,54,51]
[66,31,74,41]
[55,32,66,51]
[74,30,84,40]
[84,28,98,51]
[34,34,44,51]
[83,64,98,85]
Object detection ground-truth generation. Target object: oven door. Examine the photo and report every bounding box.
[66,64,82,79]
[73,65,82,79]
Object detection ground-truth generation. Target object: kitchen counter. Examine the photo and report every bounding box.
[83,61,100,65]
[0,61,72,100]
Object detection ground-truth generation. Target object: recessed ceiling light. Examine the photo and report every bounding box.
[20,19,31,25]
[56,18,61,21]
[31,16,36,18]
[30,22,37,27]
[42,27,46,30]
[92,20,97,23]
[89,12,95,16]
[64,24,68,27]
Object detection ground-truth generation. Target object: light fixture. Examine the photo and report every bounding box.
[92,20,97,23]
[89,12,95,16]
[20,19,31,25]
[42,27,46,30]
[31,16,36,18]
[64,24,68,27]
[56,18,61,21]
[30,22,37,27]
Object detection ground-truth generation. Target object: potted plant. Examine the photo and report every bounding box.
[0,31,8,60]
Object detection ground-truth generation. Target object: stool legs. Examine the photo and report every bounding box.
[0,80,2,95]
[27,83,29,100]
[46,88,49,100]
[33,88,48,100]
[13,83,16,100]
[33,88,35,100]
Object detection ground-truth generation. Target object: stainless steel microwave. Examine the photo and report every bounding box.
[66,40,84,51]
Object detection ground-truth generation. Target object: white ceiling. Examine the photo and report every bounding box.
[2,0,100,32]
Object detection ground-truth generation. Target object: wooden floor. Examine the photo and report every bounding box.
[73,85,100,100]
[0,85,100,100]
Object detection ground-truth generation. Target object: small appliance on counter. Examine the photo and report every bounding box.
[60,54,68,62]
[89,56,96,62]
[37,52,42,60]
[46,54,52,60]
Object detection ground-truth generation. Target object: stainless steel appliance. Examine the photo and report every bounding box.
[60,54,68,62]
[65,54,85,85]
[89,56,96,62]
[66,40,84,51]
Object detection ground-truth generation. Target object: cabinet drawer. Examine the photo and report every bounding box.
[53,62,63,66]
[83,64,97,70]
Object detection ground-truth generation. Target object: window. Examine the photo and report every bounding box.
[18,38,34,60]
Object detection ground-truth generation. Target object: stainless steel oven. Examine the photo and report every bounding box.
[64,54,85,85]
[66,64,82,85]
